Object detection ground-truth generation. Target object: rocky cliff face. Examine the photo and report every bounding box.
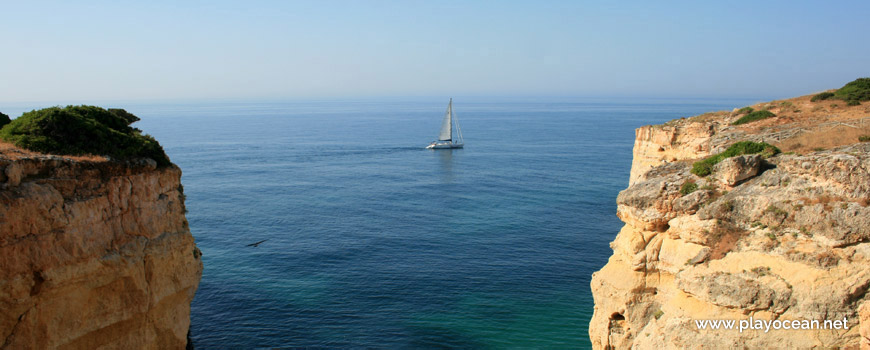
[0,154,202,349]
[590,95,870,349]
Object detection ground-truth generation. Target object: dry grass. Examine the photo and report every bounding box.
[688,110,730,123]
[722,92,870,153]
[0,141,107,162]
[777,124,870,153]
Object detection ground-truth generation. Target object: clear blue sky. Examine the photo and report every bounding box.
[1,0,868,103]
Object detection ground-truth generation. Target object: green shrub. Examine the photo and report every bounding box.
[691,141,780,177]
[0,112,9,129]
[108,108,140,124]
[859,135,870,142]
[692,162,714,177]
[680,181,698,195]
[834,78,870,102]
[736,107,754,114]
[732,110,776,125]
[0,105,170,166]
[847,100,861,106]
[811,92,834,102]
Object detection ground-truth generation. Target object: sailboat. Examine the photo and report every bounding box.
[426,98,464,149]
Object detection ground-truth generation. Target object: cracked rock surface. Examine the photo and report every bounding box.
[590,104,870,349]
[0,155,202,349]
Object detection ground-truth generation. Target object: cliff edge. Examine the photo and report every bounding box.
[0,145,202,348]
[590,86,870,349]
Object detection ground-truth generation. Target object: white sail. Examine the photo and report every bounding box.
[438,99,452,141]
[426,98,464,149]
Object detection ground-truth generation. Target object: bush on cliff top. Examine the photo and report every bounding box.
[691,141,780,177]
[812,78,870,104]
[0,105,170,166]
[732,110,775,125]
[834,78,870,102]
[0,111,10,129]
[811,92,834,102]
[107,108,141,125]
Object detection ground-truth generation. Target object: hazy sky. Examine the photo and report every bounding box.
[1,0,868,102]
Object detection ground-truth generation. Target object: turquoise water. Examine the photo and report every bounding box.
[129,98,754,348]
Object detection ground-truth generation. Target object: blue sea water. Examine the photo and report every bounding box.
[127,98,755,349]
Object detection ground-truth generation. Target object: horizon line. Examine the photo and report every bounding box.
[0,92,806,107]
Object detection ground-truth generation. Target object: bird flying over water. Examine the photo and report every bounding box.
[246,239,268,247]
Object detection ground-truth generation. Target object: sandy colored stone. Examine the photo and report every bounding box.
[714,154,762,186]
[591,94,870,349]
[860,302,870,350]
[667,215,718,245]
[0,156,202,349]
[630,122,716,185]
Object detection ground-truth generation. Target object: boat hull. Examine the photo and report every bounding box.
[426,142,463,149]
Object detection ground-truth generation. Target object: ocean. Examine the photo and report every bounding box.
[124,98,756,348]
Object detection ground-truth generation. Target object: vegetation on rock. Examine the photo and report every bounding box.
[732,110,776,125]
[0,105,170,166]
[811,78,870,105]
[833,77,870,103]
[736,107,754,114]
[811,92,834,102]
[691,141,780,177]
[108,108,141,124]
[0,111,9,129]
[679,181,698,195]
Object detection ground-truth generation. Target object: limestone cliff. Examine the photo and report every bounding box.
[590,93,870,349]
[0,151,202,349]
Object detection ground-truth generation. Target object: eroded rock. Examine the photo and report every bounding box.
[714,154,762,186]
[591,124,870,349]
[0,156,202,349]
